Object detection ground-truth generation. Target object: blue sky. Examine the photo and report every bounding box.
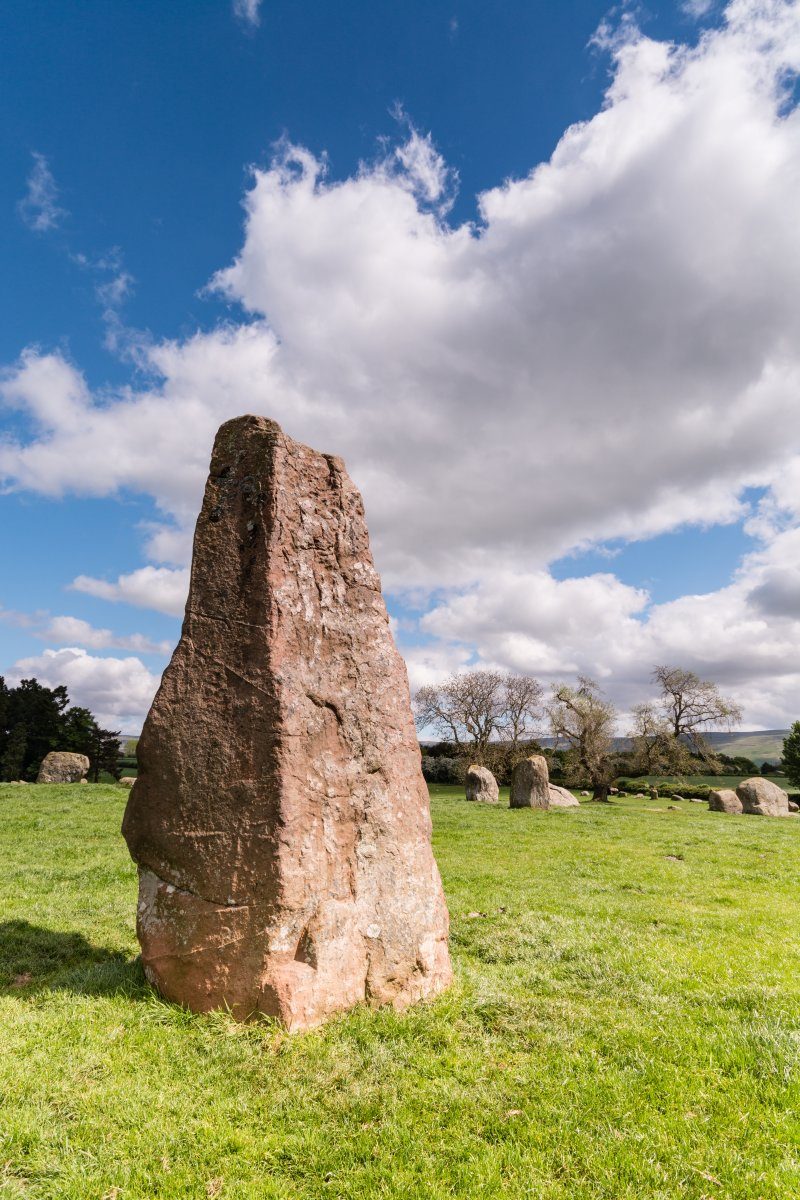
[2,0,693,378]
[2,0,800,731]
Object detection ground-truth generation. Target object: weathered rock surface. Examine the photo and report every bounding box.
[119,777,136,788]
[548,784,580,808]
[789,800,799,814]
[36,752,90,784]
[465,765,499,804]
[122,415,451,1029]
[708,788,743,814]
[736,776,790,817]
[510,755,550,809]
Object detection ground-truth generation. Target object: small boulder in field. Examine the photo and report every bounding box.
[789,800,799,814]
[736,777,790,817]
[509,755,550,809]
[465,765,499,804]
[549,784,579,808]
[708,788,743,814]
[119,776,137,788]
[36,752,90,784]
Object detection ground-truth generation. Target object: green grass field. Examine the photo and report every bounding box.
[640,774,792,791]
[2,782,800,1199]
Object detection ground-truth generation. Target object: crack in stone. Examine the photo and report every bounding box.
[145,865,250,911]
[187,609,268,631]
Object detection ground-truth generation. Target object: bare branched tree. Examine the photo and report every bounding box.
[502,674,544,751]
[629,702,693,776]
[414,669,543,765]
[651,665,742,761]
[548,677,617,801]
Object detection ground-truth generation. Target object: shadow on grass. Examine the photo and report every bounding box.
[0,919,147,1000]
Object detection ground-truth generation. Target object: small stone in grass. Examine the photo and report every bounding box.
[11,972,32,988]
[466,911,487,919]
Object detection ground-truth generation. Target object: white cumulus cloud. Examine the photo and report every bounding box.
[8,647,161,732]
[71,567,191,617]
[40,615,172,656]
[3,0,800,725]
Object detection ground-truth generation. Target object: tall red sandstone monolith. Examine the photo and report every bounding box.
[122,415,451,1030]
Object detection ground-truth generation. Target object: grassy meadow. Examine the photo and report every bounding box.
[637,774,792,792]
[1,781,800,1198]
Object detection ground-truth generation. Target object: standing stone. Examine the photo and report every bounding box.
[36,752,90,784]
[122,416,451,1030]
[510,755,550,809]
[465,765,499,804]
[548,784,580,808]
[736,777,790,817]
[708,788,743,814]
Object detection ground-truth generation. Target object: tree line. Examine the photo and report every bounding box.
[0,677,122,782]
[415,665,756,800]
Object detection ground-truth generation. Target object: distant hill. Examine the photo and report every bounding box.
[422,730,790,764]
[701,730,788,765]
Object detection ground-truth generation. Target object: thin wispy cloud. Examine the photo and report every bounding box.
[233,0,261,28]
[17,152,66,233]
[39,615,171,656]
[683,0,715,17]
[71,247,140,357]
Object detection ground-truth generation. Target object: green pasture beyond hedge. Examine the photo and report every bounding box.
[1,782,799,1199]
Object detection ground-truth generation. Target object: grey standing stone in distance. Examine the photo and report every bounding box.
[36,752,90,784]
[509,755,550,809]
[736,776,790,817]
[708,788,743,814]
[548,784,580,808]
[465,765,499,804]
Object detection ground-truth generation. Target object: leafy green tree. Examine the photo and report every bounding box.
[0,676,8,759]
[60,706,99,757]
[87,726,122,782]
[781,723,800,788]
[0,677,122,781]
[1,723,27,781]
[4,678,69,779]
